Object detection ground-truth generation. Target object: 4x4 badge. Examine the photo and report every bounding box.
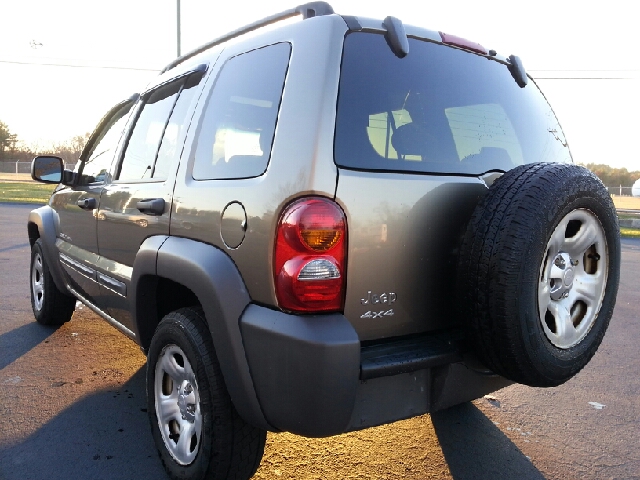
[361,309,394,319]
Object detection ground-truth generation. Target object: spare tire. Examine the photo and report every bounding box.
[457,163,620,387]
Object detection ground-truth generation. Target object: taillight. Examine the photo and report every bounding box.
[274,197,347,313]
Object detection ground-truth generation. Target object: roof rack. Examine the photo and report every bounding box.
[161,1,335,74]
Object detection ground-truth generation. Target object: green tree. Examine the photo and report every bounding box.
[582,163,640,188]
[49,133,91,163]
[0,121,18,159]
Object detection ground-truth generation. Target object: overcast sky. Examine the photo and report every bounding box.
[1,0,638,171]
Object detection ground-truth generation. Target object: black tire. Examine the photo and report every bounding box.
[457,163,620,387]
[30,238,76,326]
[147,307,266,480]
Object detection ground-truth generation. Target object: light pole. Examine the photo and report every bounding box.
[176,0,181,57]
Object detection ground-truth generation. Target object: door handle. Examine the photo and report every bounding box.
[137,198,165,216]
[77,197,97,210]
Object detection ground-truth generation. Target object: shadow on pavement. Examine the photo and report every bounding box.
[0,322,56,370]
[431,402,546,480]
[0,348,546,480]
[0,368,167,480]
[0,242,29,254]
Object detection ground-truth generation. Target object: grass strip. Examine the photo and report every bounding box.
[3,181,640,239]
[620,227,640,239]
[0,182,55,204]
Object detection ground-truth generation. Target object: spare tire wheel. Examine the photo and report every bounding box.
[457,162,620,387]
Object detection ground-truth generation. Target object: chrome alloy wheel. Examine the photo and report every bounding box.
[31,252,45,312]
[154,344,202,465]
[538,209,608,349]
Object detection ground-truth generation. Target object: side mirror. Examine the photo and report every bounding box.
[31,156,63,184]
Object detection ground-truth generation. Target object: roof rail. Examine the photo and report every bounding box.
[161,2,335,74]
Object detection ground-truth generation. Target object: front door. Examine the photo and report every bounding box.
[52,99,135,302]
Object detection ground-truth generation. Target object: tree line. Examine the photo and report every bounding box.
[2,119,639,186]
[581,164,640,188]
[1,120,89,164]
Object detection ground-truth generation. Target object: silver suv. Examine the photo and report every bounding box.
[28,3,620,479]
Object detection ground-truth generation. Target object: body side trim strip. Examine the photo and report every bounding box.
[97,273,127,297]
[59,253,96,279]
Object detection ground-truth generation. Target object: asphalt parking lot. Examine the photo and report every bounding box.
[1,202,639,480]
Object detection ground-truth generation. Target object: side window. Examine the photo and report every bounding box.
[153,73,203,179]
[117,71,204,182]
[118,80,184,181]
[192,43,291,180]
[79,101,134,185]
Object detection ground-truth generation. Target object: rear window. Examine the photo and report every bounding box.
[335,33,572,175]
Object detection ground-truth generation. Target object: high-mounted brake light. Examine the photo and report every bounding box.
[274,197,347,313]
[439,32,487,55]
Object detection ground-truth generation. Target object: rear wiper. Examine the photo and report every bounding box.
[383,16,409,58]
[508,55,528,88]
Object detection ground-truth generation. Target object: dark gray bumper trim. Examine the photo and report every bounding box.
[359,330,464,380]
[240,304,360,437]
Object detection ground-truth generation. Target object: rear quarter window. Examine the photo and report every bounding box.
[192,43,291,180]
[335,33,571,175]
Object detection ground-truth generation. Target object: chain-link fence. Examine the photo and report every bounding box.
[606,186,640,197]
[0,161,77,174]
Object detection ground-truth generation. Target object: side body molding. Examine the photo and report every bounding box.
[27,206,69,294]
[131,236,270,431]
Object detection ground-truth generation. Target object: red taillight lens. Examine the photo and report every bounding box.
[274,198,347,313]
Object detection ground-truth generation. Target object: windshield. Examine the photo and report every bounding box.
[335,33,572,175]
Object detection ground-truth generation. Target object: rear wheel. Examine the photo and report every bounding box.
[30,239,75,326]
[457,163,620,387]
[147,307,266,480]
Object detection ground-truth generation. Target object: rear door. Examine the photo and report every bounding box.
[95,68,206,330]
[334,33,572,341]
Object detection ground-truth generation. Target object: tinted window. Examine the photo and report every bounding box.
[80,101,134,184]
[118,80,183,181]
[192,43,291,180]
[154,73,204,179]
[335,33,572,175]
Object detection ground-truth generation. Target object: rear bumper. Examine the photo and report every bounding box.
[240,304,360,437]
[240,304,511,437]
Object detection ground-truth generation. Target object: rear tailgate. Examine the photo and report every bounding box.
[336,170,487,341]
[333,32,572,340]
